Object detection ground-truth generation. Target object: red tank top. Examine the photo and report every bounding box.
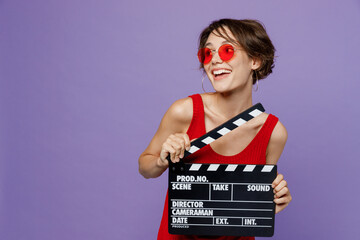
[157,94,279,240]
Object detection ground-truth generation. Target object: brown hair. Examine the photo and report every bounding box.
[198,19,275,84]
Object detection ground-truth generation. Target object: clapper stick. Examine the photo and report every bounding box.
[166,103,265,165]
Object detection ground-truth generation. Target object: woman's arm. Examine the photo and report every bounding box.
[266,121,292,213]
[266,121,288,165]
[138,98,193,179]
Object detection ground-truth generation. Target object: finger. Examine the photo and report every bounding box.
[274,196,291,205]
[272,173,284,188]
[160,144,169,162]
[183,134,191,151]
[169,140,182,162]
[274,187,289,198]
[161,142,176,163]
[274,180,287,193]
[175,136,186,159]
[169,149,176,163]
[176,134,188,158]
[169,135,183,154]
[174,134,189,153]
[165,142,176,163]
[160,142,172,160]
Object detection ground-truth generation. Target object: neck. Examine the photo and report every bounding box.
[212,82,253,120]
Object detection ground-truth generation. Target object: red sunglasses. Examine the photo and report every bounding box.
[197,44,238,65]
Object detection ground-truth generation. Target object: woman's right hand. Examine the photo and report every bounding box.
[157,133,191,167]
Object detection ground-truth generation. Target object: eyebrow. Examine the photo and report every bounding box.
[205,40,232,47]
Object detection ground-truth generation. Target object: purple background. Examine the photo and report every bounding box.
[1,0,359,239]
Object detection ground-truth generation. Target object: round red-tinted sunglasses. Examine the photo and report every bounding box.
[197,44,238,65]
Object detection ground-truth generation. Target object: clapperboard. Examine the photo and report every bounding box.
[168,103,277,237]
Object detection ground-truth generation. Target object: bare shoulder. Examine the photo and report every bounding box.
[271,120,288,145]
[141,96,194,156]
[266,119,288,164]
[164,97,193,126]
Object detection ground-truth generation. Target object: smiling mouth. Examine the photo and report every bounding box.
[212,69,232,80]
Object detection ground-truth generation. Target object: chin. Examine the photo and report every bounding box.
[213,83,249,95]
[212,85,233,94]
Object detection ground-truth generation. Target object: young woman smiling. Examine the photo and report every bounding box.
[139,19,292,240]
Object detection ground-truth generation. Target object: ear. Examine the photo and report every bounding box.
[251,57,262,70]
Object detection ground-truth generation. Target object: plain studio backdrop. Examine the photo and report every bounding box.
[1,0,359,239]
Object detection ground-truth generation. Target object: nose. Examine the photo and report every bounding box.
[211,50,223,64]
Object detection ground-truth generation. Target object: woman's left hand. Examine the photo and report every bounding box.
[272,173,292,214]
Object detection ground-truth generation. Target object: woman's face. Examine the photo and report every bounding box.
[203,27,260,93]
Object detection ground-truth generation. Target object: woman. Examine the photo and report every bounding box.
[139,19,292,240]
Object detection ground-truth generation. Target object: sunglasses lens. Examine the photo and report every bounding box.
[219,44,235,61]
[197,48,212,64]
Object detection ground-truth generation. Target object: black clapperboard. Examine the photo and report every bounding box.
[168,103,277,237]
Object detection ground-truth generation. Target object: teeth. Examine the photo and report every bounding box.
[213,69,231,76]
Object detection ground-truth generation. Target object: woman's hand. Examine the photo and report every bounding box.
[272,173,292,214]
[157,133,191,168]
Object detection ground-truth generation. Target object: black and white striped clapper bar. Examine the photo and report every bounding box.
[168,103,277,237]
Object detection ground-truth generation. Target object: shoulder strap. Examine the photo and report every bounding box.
[187,94,206,139]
